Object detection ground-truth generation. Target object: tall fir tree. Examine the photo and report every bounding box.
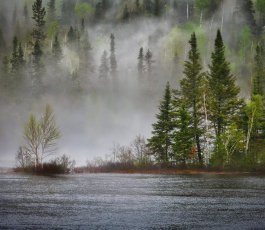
[122,5,130,21]
[32,0,46,41]
[47,0,56,23]
[32,40,44,94]
[180,32,204,164]
[52,35,62,61]
[145,49,154,77]
[147,82,174,163]
[208,30,242,138]
[137,47,144,77]
[253,44,265,97]
[10,36,18,74]
[172,96,194,166]
[110,33,117,77]
[99,50,109,79]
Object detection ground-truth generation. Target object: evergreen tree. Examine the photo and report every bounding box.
[10,36,18,74]
[67,26,76,44]
[32,40,44,94]
[172,97,194,166]
[145,49,154,76]
[122,5,130,21]
[208,30,242,138]
[0,28,6,54]
[253,44,265,97]
[137,47,144,77]
[180,32,204,164]
[110,33,117,77]
[99,50,109,79]
[52,35,62,61]
[17,43,25,69]
[147,82,174,163]
[143,0,153,15]
[94,2,103,21]
[47,0,56,22]
[154,0,162,17]
[32,0,46,41]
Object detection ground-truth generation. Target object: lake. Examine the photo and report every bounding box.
[0,173,265,229]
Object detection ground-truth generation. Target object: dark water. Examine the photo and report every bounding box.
[0,173,265,230]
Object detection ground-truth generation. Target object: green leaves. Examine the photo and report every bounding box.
[74,3,94,19]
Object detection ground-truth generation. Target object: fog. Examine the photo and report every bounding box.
[0,0,256,167]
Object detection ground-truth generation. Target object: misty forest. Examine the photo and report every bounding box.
[1,0,265,173]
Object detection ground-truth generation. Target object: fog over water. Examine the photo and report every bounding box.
[0,0,255,167]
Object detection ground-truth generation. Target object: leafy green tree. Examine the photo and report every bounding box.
[208,29,242,138]
[110,33,117,77]
[180,32,204,164]
[147,82,174,163]
[245,95,264,153]
[256,0,265,26]
[172,97,194,166]
[195,0,210,26]
[20,104,60,168]
[32,0,46,41]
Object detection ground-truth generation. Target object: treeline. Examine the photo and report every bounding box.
[148,30,265,171]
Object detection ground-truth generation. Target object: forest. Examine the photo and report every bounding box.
[0,0,265,173]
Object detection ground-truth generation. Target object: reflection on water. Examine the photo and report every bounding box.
[0,173,265,229]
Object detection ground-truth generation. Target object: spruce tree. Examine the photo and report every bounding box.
[208,30,241,138]
[172,97,194,166]
[253,44,265,97]
[32,0,46,41]
[47,0,56,22]
[99,51,109,79]
[147,82,174,163]
[17,43,25,69]
[122,5,130,21]
[32,40,44,94]
[180,32,204,164]
[110,33,117,77]
[145,49,154,77]
[154,0,161,17]
[137,47,144,77]
[52,35,62,61]
[67,26,76,44]
[10,36,18,74]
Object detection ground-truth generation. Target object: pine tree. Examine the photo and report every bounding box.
[145,49,154,76]
[67,26,76,44]
[172,97,194,166]
[32,0,46,41]
[180,32,204,164]
[10,36,18,74]
[147,82,174,163]
[137,47,144,77]
[143,0,153,15]
[32,40,44,94]
[99,51,109,79]
[110,33,117,77]
[208,30,242,138]
[52,35,62,61]
[154,0,161,16]
[122,5,130,21]
[17,43,25,69]
[253,44,265,97]
[47,0,56,22]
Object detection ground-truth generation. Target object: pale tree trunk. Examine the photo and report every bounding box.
[187,3,189,21]
[200,11,203,27]
[203,92,210,165]
[245,107,256,154]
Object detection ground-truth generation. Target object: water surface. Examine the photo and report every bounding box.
[0,173,265,229]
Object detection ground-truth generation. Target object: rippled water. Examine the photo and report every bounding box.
[0,173,265,229]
